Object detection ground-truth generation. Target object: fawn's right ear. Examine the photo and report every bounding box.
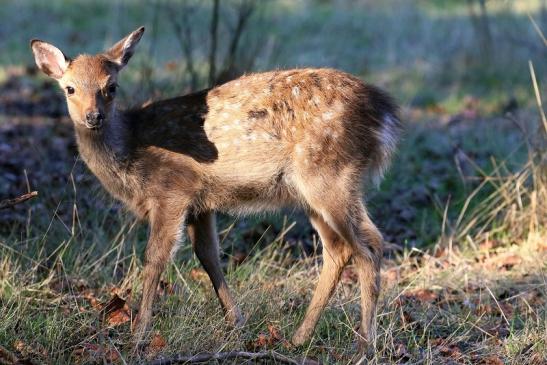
[105,26,145,69]
[30,40,70,79]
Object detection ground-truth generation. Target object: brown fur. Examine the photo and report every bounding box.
[31,27,402,349]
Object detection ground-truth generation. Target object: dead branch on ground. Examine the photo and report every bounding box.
[0,191,38,210]
[149,350,320,365]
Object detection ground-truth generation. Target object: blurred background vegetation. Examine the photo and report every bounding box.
[0,0,545,364]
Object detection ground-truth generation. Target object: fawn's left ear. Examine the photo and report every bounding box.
[105,26,145,68]
[30,40,70,79]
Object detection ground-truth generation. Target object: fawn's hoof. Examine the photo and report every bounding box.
[291,328,311,346]
[233,314,246,329]
[226,307,246,329]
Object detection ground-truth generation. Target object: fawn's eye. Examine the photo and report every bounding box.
[66,86,75,95]
[108,84,117,95]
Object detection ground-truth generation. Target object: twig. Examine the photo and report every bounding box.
[148,350,320,365]
[0,191,38,210]
[208,0,220,86]
[223,0,255,74]
[167,2,199,90]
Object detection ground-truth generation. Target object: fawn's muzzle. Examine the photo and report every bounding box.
[85,111,104,129]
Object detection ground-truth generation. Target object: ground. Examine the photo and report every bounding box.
[0,1,546,364]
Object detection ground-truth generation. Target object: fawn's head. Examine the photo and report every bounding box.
[31,27,145,130]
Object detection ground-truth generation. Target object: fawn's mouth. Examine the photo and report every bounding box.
[84,121,103,130]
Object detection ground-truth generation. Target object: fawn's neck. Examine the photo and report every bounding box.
[74,110,137,201]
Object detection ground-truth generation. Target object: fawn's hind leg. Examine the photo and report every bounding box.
[292,213,353,345]
[291,169,383,347]
[187,211,245,328]
[320,201,383,347]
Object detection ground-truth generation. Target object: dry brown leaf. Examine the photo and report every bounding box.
[485,252,522,270]
[405,288,438,303]
[190,268,209,284]
[101,294,131,326]
[82,290,101,310]
[432,339,462,359]
[483,355,504,365]
[249,333,269,350]
[12,340,48,359]
[108,285,131,298]
[439,344,462,359]
[149,332,167,352]
[267,324,282,341]
[248,324,288,350]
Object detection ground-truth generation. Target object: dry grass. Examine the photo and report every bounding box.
[0,127,545,363]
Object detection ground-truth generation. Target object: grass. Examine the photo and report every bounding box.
[1,0,546,364]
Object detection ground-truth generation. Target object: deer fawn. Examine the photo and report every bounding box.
[31,26,401,348]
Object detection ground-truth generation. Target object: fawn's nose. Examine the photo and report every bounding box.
[85,111,104,128]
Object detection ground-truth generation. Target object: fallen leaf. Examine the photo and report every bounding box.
[248,324,288,350]
[483,355,504,365]
[149,332,167,352]
[190,268,209,284]
[485,252,522,270]
[109,285,131,298]
[267,324,282,341]
[405,288,438,303]
[12,340,48,359]
[82,290,101,310]
[101,294,131,326]
[249,333,269,350]
[432,339,462,359]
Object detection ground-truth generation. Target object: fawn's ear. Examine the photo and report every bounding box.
[30,40,70,79]
[105,26,145,68]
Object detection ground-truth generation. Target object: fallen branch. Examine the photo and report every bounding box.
[0,191,38,210]
[149,350,319,365]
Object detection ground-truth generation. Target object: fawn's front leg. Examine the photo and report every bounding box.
[133,205,186,343]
